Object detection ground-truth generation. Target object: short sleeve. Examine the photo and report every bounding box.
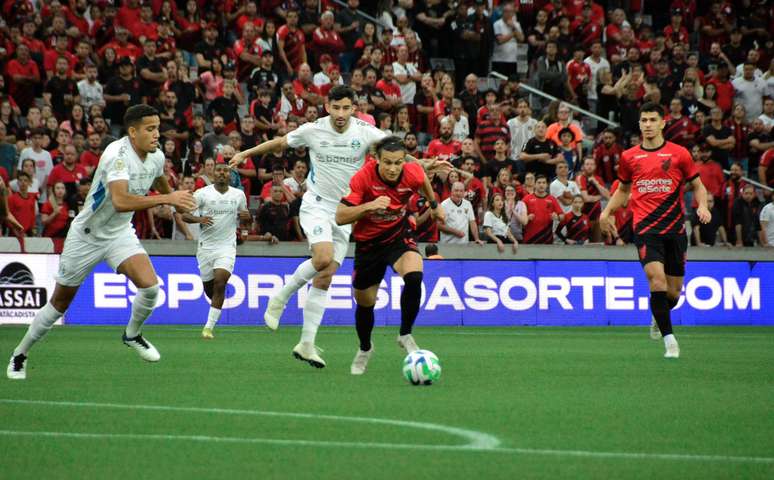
[366,123,388,146]
[680,148,699,182]
[40,201,53,214]
[105,151,130,184]
[239,191,248,211]
[340,169,369,206]
[551,197,564,215]
[483,211,494,228]
[409,163,425,189]
[193,188,205,209]
[286,121,315,148]
[617,152,632,184]
[466,202,475,221]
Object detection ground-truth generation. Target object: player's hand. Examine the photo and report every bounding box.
[5,215,24,232]
[239,210,252,222]
[599,212,617,238]
[268,234,279,245]
[367,195,390,211]
[696,205,711,224]
[430,205,445,224]
[474,239,485,246]
[167,190,196,213]
[495,240,504,253]
[229,152,247,168]
[527,213,535,222]
[454,229,465,238]
[199,216,214,226]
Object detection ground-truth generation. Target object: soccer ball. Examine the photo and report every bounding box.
[402,350,441,386]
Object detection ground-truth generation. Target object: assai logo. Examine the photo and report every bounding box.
[0,262,47,309]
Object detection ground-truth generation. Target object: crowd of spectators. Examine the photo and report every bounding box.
[0,0,772,251]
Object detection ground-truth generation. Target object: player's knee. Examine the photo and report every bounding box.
[135,283,159,308]
[311,255,333,272]
[403,271,423,294]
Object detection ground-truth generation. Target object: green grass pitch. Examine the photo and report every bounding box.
[1,325,772,479]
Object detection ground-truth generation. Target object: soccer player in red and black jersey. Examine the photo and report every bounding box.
[337,136,446,376]
[600,102,711,359]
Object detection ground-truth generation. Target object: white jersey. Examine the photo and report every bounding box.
[440,197,475,244]
[71,136,164,241]
[286,116,387,205]
[193,184,247,252]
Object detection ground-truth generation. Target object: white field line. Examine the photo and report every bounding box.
[1,399,772,464]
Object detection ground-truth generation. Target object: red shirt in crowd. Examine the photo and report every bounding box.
[555,211,591,243]
[312,27,345,59]
[48,163,88,187]
[618,141,698,236]
[577,173,605,220]
[567,59,591,91]
[8,191,38,234]
[277,24,306,71]
[664,114,699,148]
[424,139,461,163]
[80,150,101,171]
[376,78,401,101]
[760,149,774,188]
[408,191,439,243]
[341,160,425,250]
[593,142,623,184]
[522,192,563,244]
[40,199,70,237]
[696,159,725,199]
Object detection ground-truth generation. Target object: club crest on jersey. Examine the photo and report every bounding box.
[313,225,323,235]
[350,139,361,151]
[661,158,672,171]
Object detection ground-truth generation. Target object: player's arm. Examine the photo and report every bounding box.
[599,181,630,236]
[230,136,288,167]
[110,179,195,213]
[758,164,768,188]
[419,171,445,223]
[760,220,769,247]
[174,211,195,240]
[690,176,711,224]
[336,195,390,226]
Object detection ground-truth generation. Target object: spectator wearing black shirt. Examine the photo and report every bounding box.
[43,56,80,121]
[201,115,230,161]
[487,138,519,184]
[136,40,168,103]
[334,0,362,72]
[258,183,290,241]
[732,184,761,247]
[103,57,142,136]
[415,0,451,59]
[195,23,227,73]
[158,90,189,150]
[678,80,702,118]
[520,121,563,180]
[248,51,278,102]
[206,80,240,131]
[459,74,484,134]
[165,60,196,117]
[535,41,570,103]
[703,106,735,168]
[288,195,304,240]
[692,196,727,246]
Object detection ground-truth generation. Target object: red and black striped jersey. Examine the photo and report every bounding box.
[663,115,699,148]
[592,142,622,185]
[618,141,699,236]
[341,160,425,249]
[555,212,591,243]
[522,193,564,244]
[577,173,605,220]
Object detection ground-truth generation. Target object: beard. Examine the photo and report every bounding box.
[213,127,224,134]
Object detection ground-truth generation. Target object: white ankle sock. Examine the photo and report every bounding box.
[301,287,327,344]
[276,259,318,303]
[14,303,63,356]
[126,285,159,337]
[663,334,677,346]
[205,307,221,329]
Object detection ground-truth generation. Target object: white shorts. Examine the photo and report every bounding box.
[56,229,147,287]
[299,192,351,265]
[197,249,236,282]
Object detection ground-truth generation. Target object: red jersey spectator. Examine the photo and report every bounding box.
[98,28,143,62]
[116,0,142,30]
[233,23,263,82]
[375,64,402,112]
[311,11,345,65]
[577,157,609,223]
[40,181,71,238]
[664,98,699,148]
[523,175,563,244]
[695,146,725,201]
[425,120,461,163]
[47,145,88,193]
[475,105,510,162]
[292,64,323,107]
[128,4,159,43]
[5,44,41,114]
[759,148,774,189]
[7,172,38,235]
[277,10,307,76]
[593,129,623,185]
[555,196,591,245]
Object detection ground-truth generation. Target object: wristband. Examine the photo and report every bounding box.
[429,200,438,209]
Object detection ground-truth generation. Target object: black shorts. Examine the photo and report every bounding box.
[352,237,418,290]
[633,233,688,276]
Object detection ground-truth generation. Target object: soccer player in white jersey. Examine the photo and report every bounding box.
[229,85,387,368]
[182,160,250,339]
[7,105,196,380]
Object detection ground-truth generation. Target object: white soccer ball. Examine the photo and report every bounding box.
[402,350,441,386]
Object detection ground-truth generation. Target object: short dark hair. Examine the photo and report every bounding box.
[123,104,159,128]
[425,244,438,257]
[272,163,285,173]
[17,171,31,181]
[375,136,406,157]
[639,101,664,118]
[535,174,548,183]
[328,85,355,103]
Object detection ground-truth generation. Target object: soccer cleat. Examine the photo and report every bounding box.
[201,327,214,340]
[397,334,420,354]
[122,332,161,362]
[649,316,662,340]
[6,354,27,380]
[350,344,374,375]
[664,335,680,359]
[292,342,326,368]
[263,297,287,331]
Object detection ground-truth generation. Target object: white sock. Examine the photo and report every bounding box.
[301,287,327,344]
[276,259,318,303]
[126,285,159,337]
[663,334,677,346]
[14,303,64,356]
[205,307,221,329]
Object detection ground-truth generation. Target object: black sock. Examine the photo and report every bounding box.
[650,291,673,337]
[355,304,375,351]
[400,271,423,336]
[667,295,679,310]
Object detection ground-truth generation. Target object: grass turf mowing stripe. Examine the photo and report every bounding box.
[2,399,772,465]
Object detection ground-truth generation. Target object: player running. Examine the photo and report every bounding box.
[336,136,445,375]
[7,105,196,380]
[182,160,250,340]
[600,102,711,359]
[229,85,387,369]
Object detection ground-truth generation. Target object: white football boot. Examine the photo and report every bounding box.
[292,342,326,368]
[122,332,161,362]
